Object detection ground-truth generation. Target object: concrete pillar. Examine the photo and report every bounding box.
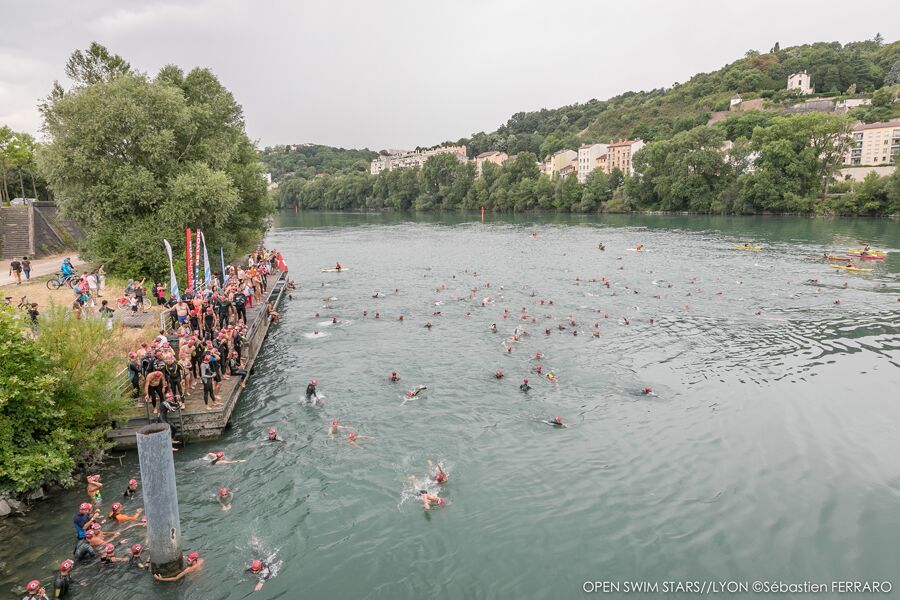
[26,200,34,256]
[135,424,183,576]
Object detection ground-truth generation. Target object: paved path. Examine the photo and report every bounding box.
[0,254,85,286]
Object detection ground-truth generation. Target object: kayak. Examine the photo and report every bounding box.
[824,256,851,261]
[733,245,762,251]
[626,248,650,252]
[855,254,885,261]
[830,265,872,272]
[848,249,887,255]
[321,268,349,273]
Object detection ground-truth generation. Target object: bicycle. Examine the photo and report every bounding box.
[46,272,75,290]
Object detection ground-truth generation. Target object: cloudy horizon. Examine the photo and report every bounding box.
[1,0,898,151]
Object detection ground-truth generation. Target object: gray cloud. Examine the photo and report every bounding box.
[1,0,897,150]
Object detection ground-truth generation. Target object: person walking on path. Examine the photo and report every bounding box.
[21,257,31,281]
[8,258,22,285]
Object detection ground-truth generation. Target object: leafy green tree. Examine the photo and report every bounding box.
[0,307,128,493]
[39,44,272,276]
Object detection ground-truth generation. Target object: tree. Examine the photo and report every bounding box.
[39,45,272,276]
[886,60,900,85]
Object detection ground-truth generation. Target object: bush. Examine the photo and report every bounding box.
[0,307,129,493]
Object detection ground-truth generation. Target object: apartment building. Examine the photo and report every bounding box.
[370,145,468,174]
[845,119,900,166]
[543,149,577,178]
[474,151,509,177]
[577,143,608,183]
[605,139,645,175]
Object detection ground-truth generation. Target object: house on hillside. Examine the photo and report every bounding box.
[605,139,645,176]
[543,149,577,178]
[577,143,608,183]
[787,71,813,95]
[474,151,509,177]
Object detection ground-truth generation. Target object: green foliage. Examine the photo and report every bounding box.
[38,43,273,278]
[260,144,377,183]
[0,127,50,203]
[0,308,128,493]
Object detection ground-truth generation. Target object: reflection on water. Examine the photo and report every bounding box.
[2,213,899,599]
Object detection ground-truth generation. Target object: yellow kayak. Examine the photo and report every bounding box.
[831,265,872,272]
[733,245,762,251]
[848,248,887,255]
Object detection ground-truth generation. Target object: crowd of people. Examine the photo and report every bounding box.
[19,247,289,598]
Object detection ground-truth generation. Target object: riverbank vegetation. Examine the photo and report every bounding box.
[38,43,274,276]
[260,144,377,181]
[0,307,129,493]
[276,111,900,216]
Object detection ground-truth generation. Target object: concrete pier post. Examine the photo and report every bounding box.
[135,424,183,576]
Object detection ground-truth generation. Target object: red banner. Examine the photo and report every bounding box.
[186,228,193,290]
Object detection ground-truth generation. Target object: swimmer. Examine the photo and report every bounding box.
[375,312,380,319]
[641,387,658,397]
[217,487,233,511]
[335,262,342,271]
[332,316,338,324]
[546,373,557,383]
[86,474,103,505]
[490,323,497,333]
[267,427,283,442]
[248,559,272,592]
[327,419,345,437]
[494,369,505,379]
[129,544,148,570]
[532,351,543,360]
[108,502,142,523]
[54,560,74,597]
[397,315,404,321]
[347,431,371,446]
[598,242,605,251]
[204,451,246,465]
[22,579,48,599]
[154,551,204,582]
[520,378,531,392]
[123,478,139,500]
[429,461,448,484]
[544,416,567,428]
[389,371,401,382]
[405,385,428,398]
[424,321,433,329]
[83,528,123,548]
[418,489,445,510]
[544,328,551,335]
[99,543,129,566]
[305,379,319,403]
[535,364,543,374]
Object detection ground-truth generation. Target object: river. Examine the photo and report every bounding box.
[3,212,900,599]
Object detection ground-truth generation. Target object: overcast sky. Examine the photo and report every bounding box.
[1,0,898,150]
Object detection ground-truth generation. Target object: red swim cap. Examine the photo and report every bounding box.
[111,502,122,512]
[219,487,229,497]
[91,522,102,530]
[215,451,224,459]
[187,551,199,563]
[79,502,91,511]
[251,560,263,572]
[523,378,529,384]
[85,530,95,538]
[268,427,276,435]
[104,544,115,555]
[60,559,74,572]
[311,379,317,385]
[129,479,138,486]
[131,544,142,555]
[26,580,41,592]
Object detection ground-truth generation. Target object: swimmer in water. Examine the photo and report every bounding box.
[418,490,445,510]
[429,461,448,484]
[305,379,319,403]
[520,378,530,392]
[405,385,428,398]
[546,373,557,383]
[204,451,246,465]
[424,321,432,329]
[389,371,400,382]
[598,242,605,250]
[535,364,542,374]
[123,478,138,500]
[217,487,233,511]
[397,315,404,322]
[267,427,283,442]
[347,431,371,446]
[332,316,337,324]
[494,369,505,379]
[86,474,103,505]
[248,559,272,592]
[490,323,497,333]
[108,502,142,523]
[154,551,204,582]
[335,262,342,271]
[544,416,567,428]
[328,419,345,437]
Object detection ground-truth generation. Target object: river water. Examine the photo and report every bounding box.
[3,213,900,599]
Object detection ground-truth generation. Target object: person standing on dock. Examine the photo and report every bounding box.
[200,355,218,408]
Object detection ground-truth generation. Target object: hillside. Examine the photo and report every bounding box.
[451,37,900,158]
[260,144,377,183]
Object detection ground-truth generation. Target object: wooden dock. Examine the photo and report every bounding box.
[106,270,288,448]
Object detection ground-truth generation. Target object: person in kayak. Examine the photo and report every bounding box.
[520,378,531,392]
[53,560,74,598]
[248,559,272,592]
[335,262,342,271]
[217,487,233,511]
[389,371,401,382]
[154,551,204,582]
[108,502,142,523]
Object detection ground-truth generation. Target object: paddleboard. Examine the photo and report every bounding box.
[855,254,885,261]
[733,245,762,251]
[321,268,349,272]
[830,265,872,272]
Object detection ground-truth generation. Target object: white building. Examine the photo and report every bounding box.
[844,119,900,166]
[787,71,813,95]
[577,143,608,183]
[370,146,468,174]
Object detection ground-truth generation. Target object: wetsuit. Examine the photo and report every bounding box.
[72,539,95,562]
[203,311,216,340]
[127,361,141,397]
[232,292,247,324]
[249,564,271,585]
[98,555,115,570]
[160,397,181,434]
[128,554,148,570]
[519,382,530,392]
[228,357,247,378]
[53,573,71,598]
[164,362,185,400]
[232,330,243,363]
[123,487,136,500]
[200,362,215,405]
[189,312,200,335]
[305,383,317,402]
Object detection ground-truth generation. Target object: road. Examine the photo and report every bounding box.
[0,254,85,286]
